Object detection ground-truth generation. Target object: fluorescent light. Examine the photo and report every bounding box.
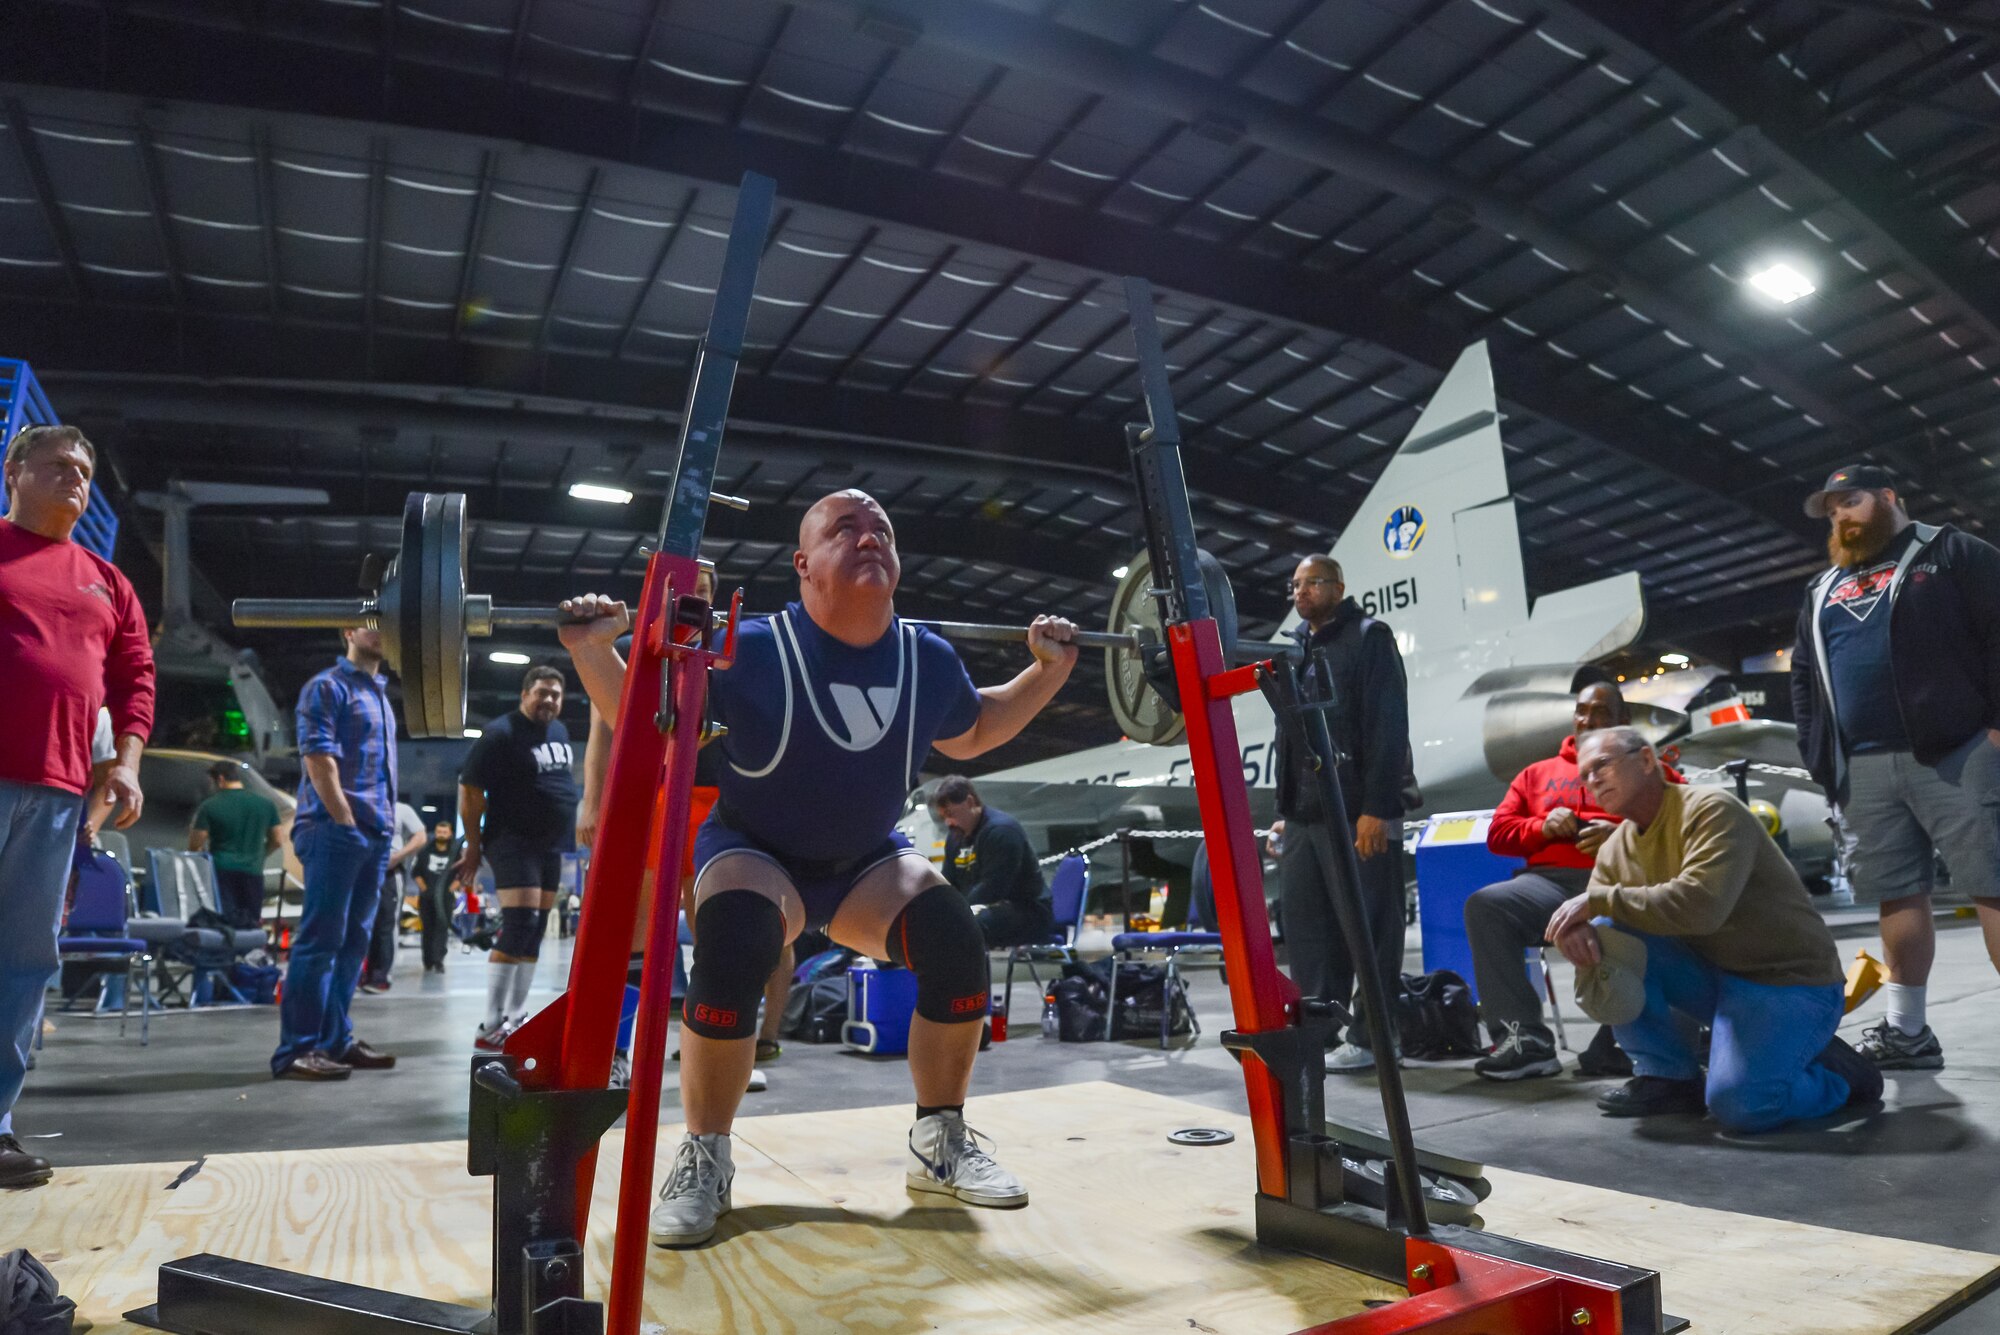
[569,482,634,505]
[1111,565,1130,579]
[489,650,531,665]
[1659,652,1690,666]
[463,727,482,738]
[1745,262,1815,304]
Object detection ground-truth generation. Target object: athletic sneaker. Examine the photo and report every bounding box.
[907,1111,1028,1207]
[473,1020,517,1052]
[746,1068,768,1092]
[1325,1042,1399,1074]
[608,1050,630,1090]
[1596,1075,1705,1118]
[1474,1023,1563,1082]
[650,1133,733,1248]
[1854,1019,1944,1070]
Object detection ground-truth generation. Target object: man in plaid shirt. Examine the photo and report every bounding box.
[270,627,401,1081]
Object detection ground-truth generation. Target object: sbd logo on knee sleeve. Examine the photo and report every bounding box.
[690,1003,739,1030]
[949,993,987,1016]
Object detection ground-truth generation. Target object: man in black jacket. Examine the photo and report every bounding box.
[1792,464,2000,1071]
[932,776,1054,950]
[1270,554,1412,1075]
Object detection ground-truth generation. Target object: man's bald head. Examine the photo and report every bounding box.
[795,488,901,609]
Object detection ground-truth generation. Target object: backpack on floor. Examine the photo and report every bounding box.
[0,1249,75,1335]
[1051,959,1194,1043]
[779,973,850,1044]
[1394,970,1483,1059]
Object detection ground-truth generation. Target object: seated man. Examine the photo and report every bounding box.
[1546,727,1881,1131]
[1467,682,1667,1081]
[562,489,1077,1248]
[931,776,1055,950]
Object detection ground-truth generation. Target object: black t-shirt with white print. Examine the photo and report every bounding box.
[460,712,579,846]
[1820,528,1916,753]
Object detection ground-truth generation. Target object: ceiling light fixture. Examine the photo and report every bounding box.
[463,727,483,738]
[1659,652,1690,666]
[569,482,634,505]
[490,651,531,665]
[1111,565,1130,579]
[1745,262,1815,304]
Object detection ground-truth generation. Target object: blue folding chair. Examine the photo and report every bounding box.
[1106,860,1224,1048]
[999,854,1090,1022]
[56,847,155,1044]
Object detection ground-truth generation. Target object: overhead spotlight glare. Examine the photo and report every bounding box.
[1111,565,1130,579]
[1746,262,1815,304]
[1659,652,1690,666]
[490,650,531,665]
[569,482,634,505]
[463,727,483,738]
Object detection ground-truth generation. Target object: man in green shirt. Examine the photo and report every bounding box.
[190,762,281,930]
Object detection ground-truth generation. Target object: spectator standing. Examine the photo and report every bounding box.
[1269,554,1413,1075]
[0,425,154,1186]
[271,626,401,1081]
[1791,465,2000,1070]
[361,801,426,993]
[458,666,579,1048]
[412,821,458,974]
[189,762,281,931]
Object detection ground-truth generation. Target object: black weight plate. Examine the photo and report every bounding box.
[1167,1127,1235,1147]
[396,494,435,738]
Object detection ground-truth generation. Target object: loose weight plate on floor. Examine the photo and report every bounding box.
[1169,1127,1235,1146]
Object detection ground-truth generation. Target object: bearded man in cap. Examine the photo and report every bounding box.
[1791,465,2000,1071]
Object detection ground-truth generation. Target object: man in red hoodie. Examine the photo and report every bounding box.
[1466,681,1669,1080]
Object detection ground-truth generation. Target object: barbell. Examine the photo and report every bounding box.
[232,492,1244,742]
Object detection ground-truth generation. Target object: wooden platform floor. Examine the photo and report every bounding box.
[4,1081,1993,1334]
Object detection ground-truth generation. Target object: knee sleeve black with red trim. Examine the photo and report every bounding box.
[884,885,990,1024]
[497,906,543,958]
[681,891,786,1040]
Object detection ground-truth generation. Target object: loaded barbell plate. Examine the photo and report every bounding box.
[432,493,469,739]
[1103,548,1241,747]
[1167,1127,1235,1147]
[396,495,436,739]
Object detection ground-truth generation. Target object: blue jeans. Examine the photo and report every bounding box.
[1611,928,1847,1133]
[273,821,390,1073]
[0,781,84,1133]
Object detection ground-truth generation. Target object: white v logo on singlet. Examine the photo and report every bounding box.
[828,683,900,748]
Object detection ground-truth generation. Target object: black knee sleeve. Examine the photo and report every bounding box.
[884,886,990,1024]
[497,906,542,958]
[683,892,785,1039]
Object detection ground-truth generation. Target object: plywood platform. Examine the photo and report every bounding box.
[3,1081,1992,1333]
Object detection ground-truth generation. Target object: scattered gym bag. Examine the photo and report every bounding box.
[1394,969,1484,1059]
[0,1249,75,1335]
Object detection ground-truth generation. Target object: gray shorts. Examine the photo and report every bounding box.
[1839,733,2000,902]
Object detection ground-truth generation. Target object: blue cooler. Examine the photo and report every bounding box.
[1413,810,1522,1004]
[842,963,920,1055]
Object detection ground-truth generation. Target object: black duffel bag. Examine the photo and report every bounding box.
[1051,958,1194,1043]
[1394,969,1483,1059]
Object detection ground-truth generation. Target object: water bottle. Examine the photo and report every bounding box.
[1041,991,1059,1039]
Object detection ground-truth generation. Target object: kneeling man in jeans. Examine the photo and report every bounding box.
[1546,726,1879,1131]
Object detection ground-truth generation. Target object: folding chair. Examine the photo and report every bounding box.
[55,847,155,1044]
[1106,875,1224,1048]
[1531,947,1569,1051]
[143,849,267,1006]
[998,854,1089,1022]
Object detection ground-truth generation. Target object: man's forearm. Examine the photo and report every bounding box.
[571,644,628,724]
[458,784,487,846]
[303,754,356,824]
[941,661,1073,758]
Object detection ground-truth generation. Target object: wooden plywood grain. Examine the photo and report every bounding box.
[35,1081,2000,1334]
[0,1158,180,1306]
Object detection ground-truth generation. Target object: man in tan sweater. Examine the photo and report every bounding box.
[1546,727,1880,1131]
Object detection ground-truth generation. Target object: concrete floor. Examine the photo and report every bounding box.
[15,917,2000,1331]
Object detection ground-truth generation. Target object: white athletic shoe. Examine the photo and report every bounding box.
[1326,1041,1400,1074]
[746,1068,768,1092]
[906,1111,1028,1208]
[650,1133,733,1248]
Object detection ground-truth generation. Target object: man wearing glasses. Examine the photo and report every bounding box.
[1269,555,1413,1075]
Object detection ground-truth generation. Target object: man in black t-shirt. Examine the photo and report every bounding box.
[932,776,1052,950]
[412,821,458,975]
[457,666,579,1046]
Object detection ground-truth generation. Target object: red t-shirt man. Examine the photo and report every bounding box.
[0,423,154,1188]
